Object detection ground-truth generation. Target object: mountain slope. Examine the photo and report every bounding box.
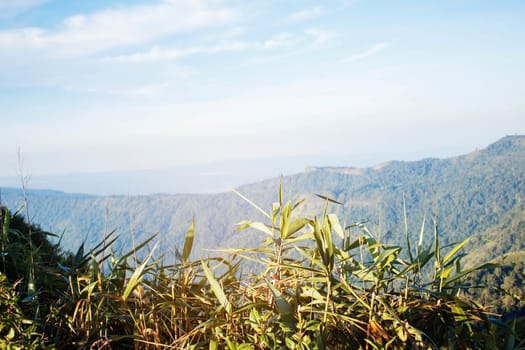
[1,135,524,262]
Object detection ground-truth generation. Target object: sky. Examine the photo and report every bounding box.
[0,0,524,193]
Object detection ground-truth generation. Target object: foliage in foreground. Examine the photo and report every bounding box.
[0,188,523,349]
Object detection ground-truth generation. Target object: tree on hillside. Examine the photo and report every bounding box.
[0,204,68,304]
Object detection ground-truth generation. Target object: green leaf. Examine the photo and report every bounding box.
[440,264,456,280]
[80,281,98,298]
[232,188,270,220]
[182,218,195,264]
[271,202,280,220]
[280,201,292,239]
[285,218,309,239]
[2,207,10,238]
[327,214,345,240]
[314,193,343,205]
[374,245,401,269]
[242,221,273,237]
[433,217,441,269]
[266,280,296,325]
[6,327,15,340]
[201,260,232,314]
[442,237,471,266]
[300,286,324,300]
[417,215,426,257]
[279,181,283,207]
[403,195,413,262]
[443,262,497,286]
[122,242,158,302]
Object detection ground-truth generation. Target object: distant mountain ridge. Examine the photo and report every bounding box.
[1,135,524,264]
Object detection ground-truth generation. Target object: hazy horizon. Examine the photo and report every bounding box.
[0,136,508,195]
[1,1,524,193]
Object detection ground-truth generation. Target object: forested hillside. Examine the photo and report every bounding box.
[2,135,524,263]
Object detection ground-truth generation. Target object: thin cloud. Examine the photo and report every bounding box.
[102,41,248,64]
[258,29,337,53]
[0,0,238,57]
[288,6,323,21]
[0,0,48,9]
[341,42,391,63]
[102,31,306,64]
[337,0,362,8]
[0,0,49,15]
[245,29,338,64]
[305,28,339,47]
[70,82,174,98]
[260,32,299,49]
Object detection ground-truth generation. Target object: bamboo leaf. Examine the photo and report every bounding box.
[433,216,441,268]
[115,232,157,263]
[440,264,455,280]
[122,242,158,302]
[374,246,401,268]
[271,202,280,219]
[2,207,10,238]
[181,218,195,264]
[442,237,471,266]
[236,221,274,237]
[414,245,434,271]
[300,286,324,300]
[265,280,295,324]
[285,218,309,239]
[292,198,306,211]
[345,220,368,230]
[201,260,232,314]
[443,262,497,286]
[314,193,343,205]
[327,213,345,240]
[417,215,426,257]
[403,195,414,262]
[279,181,283,207]
[280,201,291,239]
[231,188,271,220]
[250,222,273,236]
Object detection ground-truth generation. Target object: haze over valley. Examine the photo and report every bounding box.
[3,135,524,261]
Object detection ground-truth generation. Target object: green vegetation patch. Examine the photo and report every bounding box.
[0,185,524,349]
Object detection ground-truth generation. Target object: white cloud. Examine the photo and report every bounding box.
[341,42,391,63]
[101,30,314,64]
[0,0,46,9]
[0,0,238,57]
[245,28,338,64]
[0,0,340,97]
[72,82,174,98]
[101,41,248,64]
[0,0,244,95]
[0,0,49,14]
[260,32,299,49]
[288,6,323,21]
[337,0,362,7]
[305,28,338,47]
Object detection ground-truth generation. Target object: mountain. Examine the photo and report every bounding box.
[0,153,391,196]
[1,135,524,264]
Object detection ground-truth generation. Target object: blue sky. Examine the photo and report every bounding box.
[1,0,524,182]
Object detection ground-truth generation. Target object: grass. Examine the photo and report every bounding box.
[0,184,522,349]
